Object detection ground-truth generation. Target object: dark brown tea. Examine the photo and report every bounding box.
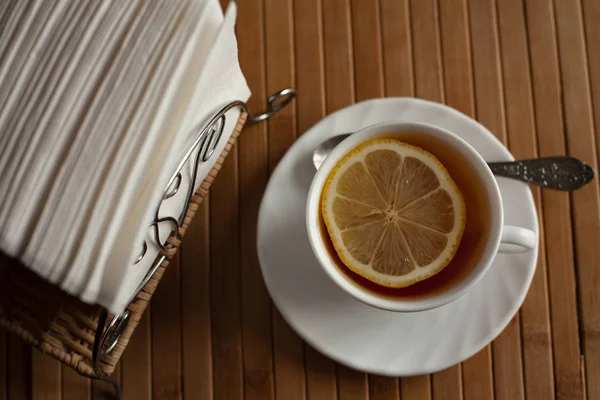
[319,132,492,300]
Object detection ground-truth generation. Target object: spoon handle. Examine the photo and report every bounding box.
[487,156,595,190]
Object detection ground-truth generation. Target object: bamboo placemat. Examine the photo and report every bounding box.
[1,0,599,399]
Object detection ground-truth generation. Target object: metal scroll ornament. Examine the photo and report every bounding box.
[92,88,296,376]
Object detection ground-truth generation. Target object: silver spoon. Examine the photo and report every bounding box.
[313,133,595,191]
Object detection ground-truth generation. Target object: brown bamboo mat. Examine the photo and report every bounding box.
[1,0,599,399]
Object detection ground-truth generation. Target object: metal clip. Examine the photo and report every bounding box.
[247,87,296,122]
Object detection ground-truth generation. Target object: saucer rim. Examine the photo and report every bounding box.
[257,97,538,376]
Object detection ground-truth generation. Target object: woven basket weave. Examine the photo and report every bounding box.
[0,112,247,378]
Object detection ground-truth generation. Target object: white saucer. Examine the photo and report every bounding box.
[257,98,538,376]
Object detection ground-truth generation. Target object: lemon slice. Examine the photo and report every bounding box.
[321,138,466,288]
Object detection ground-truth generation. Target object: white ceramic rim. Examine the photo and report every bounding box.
[305,121,504,312]
[257,97,539,376]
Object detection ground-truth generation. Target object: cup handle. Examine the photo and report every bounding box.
[498,225,537,253]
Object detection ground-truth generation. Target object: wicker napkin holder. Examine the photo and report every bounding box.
[0,89,296,391]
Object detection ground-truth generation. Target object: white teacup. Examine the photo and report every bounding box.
[306,121,537,312]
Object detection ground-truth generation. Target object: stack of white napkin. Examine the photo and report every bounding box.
[0,0,250,314]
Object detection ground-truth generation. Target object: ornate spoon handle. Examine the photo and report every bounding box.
[488,156,595,190]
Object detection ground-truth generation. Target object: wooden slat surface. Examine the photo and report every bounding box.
[180,200,212,400]
[1,0,599,398]
[265,0,307,398]
[7,336,30,400]
[581,1,600,397]
[237,1,275,399]
[121,313,151,399]
[61,364,91,400]
[0,333,6,400]
[523,1,566,399]
[210,121,243,400]
[31,350,60,400]
[554,1,600,399]
[151,252,182,400]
